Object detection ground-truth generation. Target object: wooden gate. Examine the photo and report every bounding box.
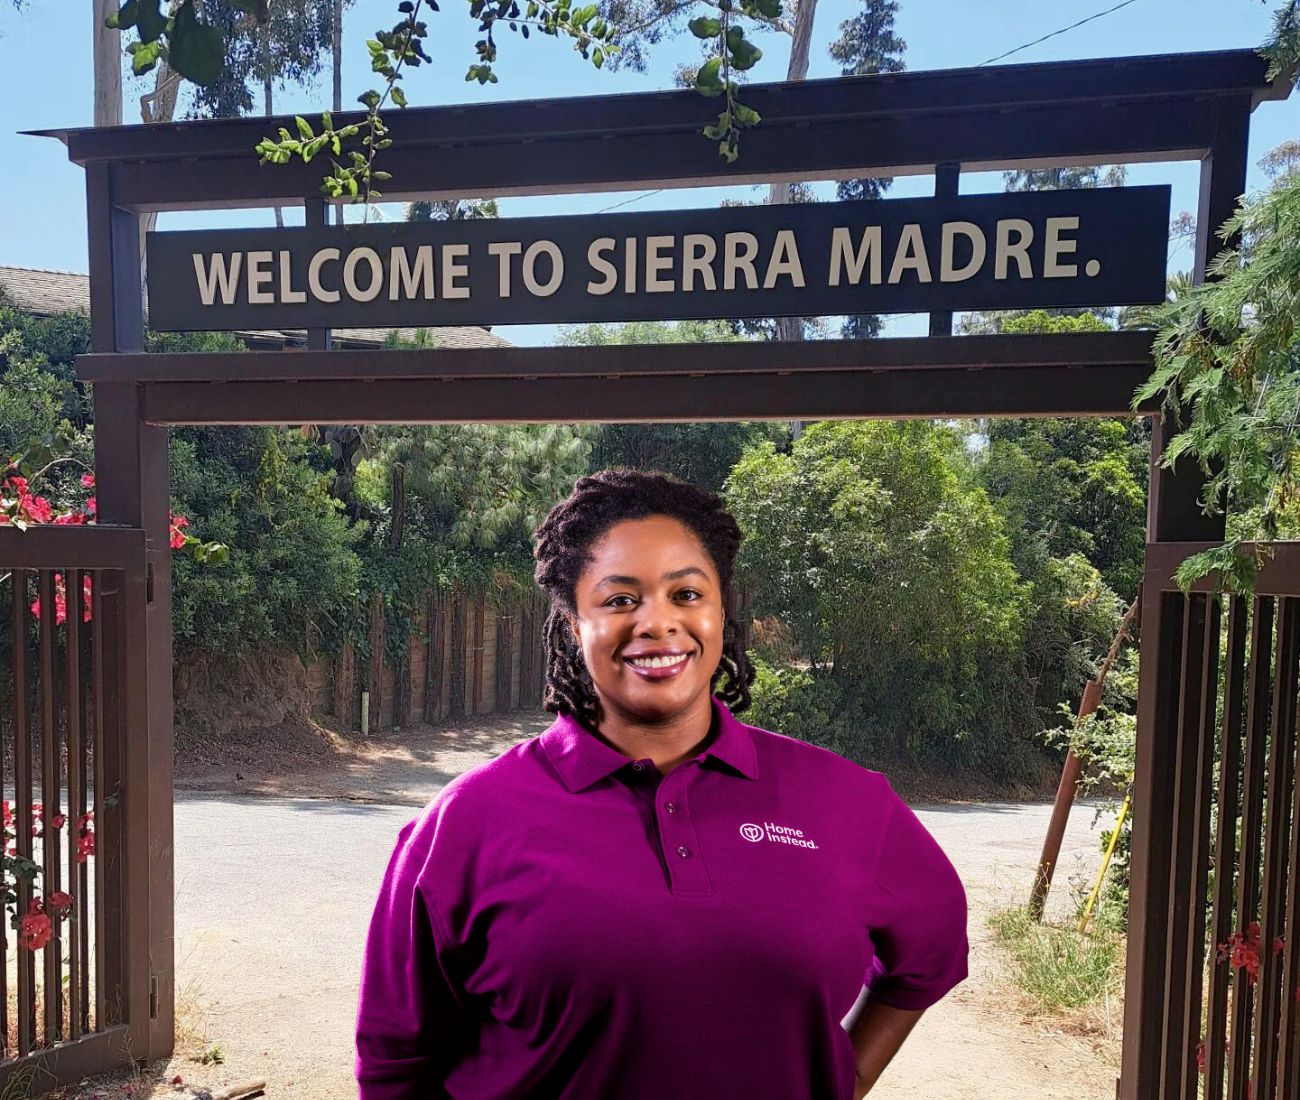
[0,525,151,1093]
[1124,543,1300,1100]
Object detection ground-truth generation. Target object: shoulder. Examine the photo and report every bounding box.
[739,716,895,804]
[391,736,552,857]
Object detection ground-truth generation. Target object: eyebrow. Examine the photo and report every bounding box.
[594,566,710,588]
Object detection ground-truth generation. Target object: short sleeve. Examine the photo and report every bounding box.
[355,816,478,1100]
[866,780,969,1011]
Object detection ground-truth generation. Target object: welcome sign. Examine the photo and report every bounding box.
[145,186,1170,331]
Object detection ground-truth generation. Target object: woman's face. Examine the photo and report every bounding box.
[568,514,725,727]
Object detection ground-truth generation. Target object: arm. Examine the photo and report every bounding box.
[846,997,924,1099]
[355,817,476,1100]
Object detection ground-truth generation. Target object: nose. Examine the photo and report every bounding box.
[634,593,681,638]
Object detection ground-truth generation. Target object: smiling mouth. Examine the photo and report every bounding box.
[625,653,692,677]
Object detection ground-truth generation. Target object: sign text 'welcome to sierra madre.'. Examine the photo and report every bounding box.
[146,186,1170,331]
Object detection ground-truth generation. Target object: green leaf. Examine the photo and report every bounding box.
[107,0,139,30]
[696,56,724,89]
[167,0,224,86]
[391,86,408,108]
[129,39,162,75]
[688,15,721,38]
[137,0,166,42]
[296,115,315,140]
[732,102,761,127]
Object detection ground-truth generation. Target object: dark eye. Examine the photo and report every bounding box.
[677,589,703,601]
[604,594,636,608]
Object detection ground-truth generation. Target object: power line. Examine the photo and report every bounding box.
[595,189,666,213]
[976,0,1143,67]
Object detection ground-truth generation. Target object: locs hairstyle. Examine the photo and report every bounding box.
[532,469,755,731]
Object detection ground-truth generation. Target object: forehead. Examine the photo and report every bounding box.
[581,515,716,575]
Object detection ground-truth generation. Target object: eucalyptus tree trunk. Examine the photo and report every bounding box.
[333,0,344,224]
[93,0,122,126]
[767,0,818,422]
[264,39,286,229]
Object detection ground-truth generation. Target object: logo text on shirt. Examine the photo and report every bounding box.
[739,822,819,850]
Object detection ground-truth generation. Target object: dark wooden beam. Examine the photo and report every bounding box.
[77,331,1157,383]
[0,527,146,571]
[136,363,1157,425]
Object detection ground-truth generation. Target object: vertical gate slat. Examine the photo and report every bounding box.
[1,572,13,1055]
[92,573,112,1030]
[3,570,22,1058]
[1205,596,1249,1100]
[1159,593,1210,1099]
[1278,703,1300,1097]
[14,569,35,1056]
[37,570,62,1045]
[65,571,84,1042]
[1253,596,1300,1098]
[77,575,91,1037]
[1229,596,1275,1099]
[1181,595,1223,1099]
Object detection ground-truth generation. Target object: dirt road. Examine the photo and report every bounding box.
[68,715,1121,1099]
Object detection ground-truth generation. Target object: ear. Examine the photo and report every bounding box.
[565,612,582,647]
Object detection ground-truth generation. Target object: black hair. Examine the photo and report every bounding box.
[532,468,755,731]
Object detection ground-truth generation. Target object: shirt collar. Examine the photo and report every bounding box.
[540,694,760,793]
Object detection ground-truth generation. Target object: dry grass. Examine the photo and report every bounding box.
[986,903,1126,1066]
[0,968,219,1100]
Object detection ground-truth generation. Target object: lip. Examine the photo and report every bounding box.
[623,650,693,680]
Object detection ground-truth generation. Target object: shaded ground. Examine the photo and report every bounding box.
[56,711,1120,1099]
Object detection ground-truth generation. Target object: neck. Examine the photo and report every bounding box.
[593,691,718,776]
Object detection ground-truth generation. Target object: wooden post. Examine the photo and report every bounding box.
[471,596,485,715]
[87,161,174,1062]
[448,590,466,720]
[366,593,384,731]
[332,639,355,731]
[1118,97,1249,1100]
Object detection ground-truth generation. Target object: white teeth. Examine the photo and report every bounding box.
[627,654,687,669]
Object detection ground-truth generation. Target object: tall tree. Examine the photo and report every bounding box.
[560,319,790,489]
[828,0,905,339]
[93,0,122,125]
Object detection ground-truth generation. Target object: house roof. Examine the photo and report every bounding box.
[0,264,513,350]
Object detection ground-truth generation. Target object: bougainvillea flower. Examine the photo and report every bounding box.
[19,910,52,951]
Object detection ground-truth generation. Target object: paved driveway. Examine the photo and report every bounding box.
[159,789,1114,1099]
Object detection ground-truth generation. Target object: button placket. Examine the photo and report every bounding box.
[657,769,712,896]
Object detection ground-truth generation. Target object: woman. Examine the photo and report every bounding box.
[355,469,968,1100]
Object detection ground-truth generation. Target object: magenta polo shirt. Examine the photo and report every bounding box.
[355,695,968,1100]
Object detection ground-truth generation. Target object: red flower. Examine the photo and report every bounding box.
[77,832,95,863]
[28,574,92,625]
[50,814,66,830]
[168,514,190,550]
[84,495,96,518]
[80,472,95,489]
[48,891,74,917]
[19,910,52,951]
[77,811,93,830]
[1195,1039,1207,1075]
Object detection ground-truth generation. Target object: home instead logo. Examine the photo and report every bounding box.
[739,822,819,850]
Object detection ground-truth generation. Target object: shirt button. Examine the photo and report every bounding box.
[632,762,645,772]
[677,845,690,858]
[665,802,677,813]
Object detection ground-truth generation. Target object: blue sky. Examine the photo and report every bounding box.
[0,0,1295,344]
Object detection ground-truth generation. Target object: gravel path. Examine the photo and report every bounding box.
[64,717,1122,1099]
